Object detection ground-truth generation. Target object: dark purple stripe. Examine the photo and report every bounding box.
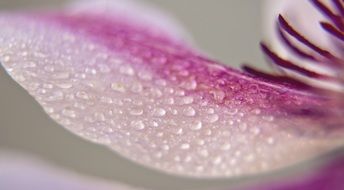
[278,15,340,64]
[321,21,344,41]
[333,0,344,16]
[311,0,344,31]
[260,43,335,81]
[277,26,317,61]
[242,65,315,90]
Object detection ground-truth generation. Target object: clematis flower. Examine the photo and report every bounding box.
[0,0,343,189]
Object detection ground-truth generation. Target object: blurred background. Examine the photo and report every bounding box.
[0,0,265,189]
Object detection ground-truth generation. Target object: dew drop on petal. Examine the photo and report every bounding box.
[152,108,166,117]
[111,83,126,93]
[190,121,203,130]
[130,120,145,130]
[183,106,196,117]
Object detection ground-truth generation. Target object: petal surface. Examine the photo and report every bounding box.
[237,153,344,190]
[0,0,343,177]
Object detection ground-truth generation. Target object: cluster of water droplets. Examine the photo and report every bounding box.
[0,17,343,177]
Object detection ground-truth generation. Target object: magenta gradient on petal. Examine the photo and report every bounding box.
[0,0,343,177]
[239,154,344,190]
[48,13,328,115]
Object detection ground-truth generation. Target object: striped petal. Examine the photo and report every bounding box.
[0,0,343,177]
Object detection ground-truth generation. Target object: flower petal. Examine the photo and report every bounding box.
[238,153,344,190]
[264,0,337,57]
[0,151,140,190]
[263,0,344,91]
[0,0,343,177]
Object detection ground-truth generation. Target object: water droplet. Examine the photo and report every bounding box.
[85,67,97,75]
[62,108,76,118]
[161,145,169,151]
[131,120,145,130]
[205,114,219,123]
[250,127,261,135]
[263,116,275,122]
[97,64,111,73]
[212,156,222,165]
[221,143,231,150]
[210,90,225,102]
[253,108,261,115]
[23,61,36,68]
[76,91,89,100]
[149,120,159,127]
[98,135,111,145]
[150,88,162,98]
[239,123,247,131]
[190,121,203,130]
[207,108,215,114]
[94,112,105,121]
[131,83,143,93]
[44,65,55,72]
[164,97,175,105]
[46,91,64,101]
[3,55,10,62]
[152,108,166,117]
[119,65,134,76]
[56,83,73,89]
[100,96,113,104]
[245,154,255,162]
[171,109,178,115]
[180,143,190,150]
[138,71,152,81]
[267,137,275,145]
[199,149,209,157]
[175,90,185,96]
[44,107,54,114]
[226,108,238,115]
[197,139,205,145]
[111,83,126,93]
[180,96,193,105]
[174,128,184,135]
[43,83,54,89]
[154,152,163,159]
[129,108,144,116]
[181,79,197,90]
[183,106,196,116]
[53,72,70,79]
[184,156,192,162]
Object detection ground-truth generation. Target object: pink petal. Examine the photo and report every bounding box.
[237,154,344,190]
[0,0,343,177]
[0,151,140,190]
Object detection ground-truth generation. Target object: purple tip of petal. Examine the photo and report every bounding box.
[260,42,335,81]
[311,0,344,31]
[320,21,344,42]
[242,64,316,90]
[278,15,340,63]
[277,26,317,62]
[333,0,344,16]
[238,154,344,190]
